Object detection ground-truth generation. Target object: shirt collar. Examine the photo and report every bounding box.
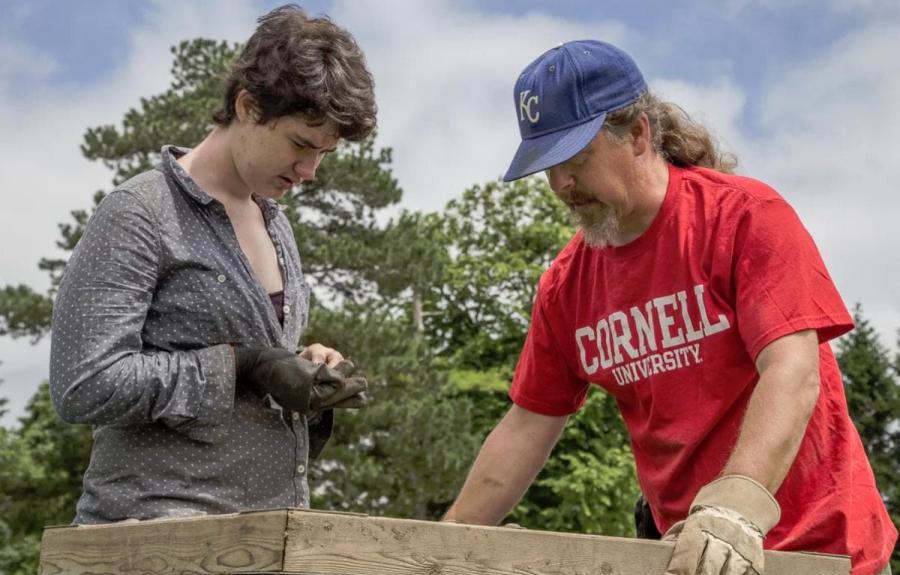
[253,195,282,222]
[160,145,282,222]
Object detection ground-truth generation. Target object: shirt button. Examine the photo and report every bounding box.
[292,411,300,421]
[296,464,306,474]
[282,304,290,314]
[216,274,226,283]
[278,257,285,265]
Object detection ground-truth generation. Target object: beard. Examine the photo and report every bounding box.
[570,203,622,248]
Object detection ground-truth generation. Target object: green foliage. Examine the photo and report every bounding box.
[11,32,900,575]
[82,39,238,184]
[79,37,405,303]
[0,188,100,341]
[0,526,39,575]
[0,384,93,573]
[0,40,234,341]
[509,389,638,536]
[279,136,404,300]
[364,211,447,302]
[291,172,636,530]
[427,178,641,534]
[304,305,482,519]
[447,367,510,392]
[433,178,572,369]
[0,285,53,342]
[836,305,900,572]
[38,190,107,292]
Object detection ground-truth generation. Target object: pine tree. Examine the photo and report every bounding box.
[836,304,900,571]
[0,384,92,574]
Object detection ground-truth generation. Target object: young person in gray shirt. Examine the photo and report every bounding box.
[49,5,373,524]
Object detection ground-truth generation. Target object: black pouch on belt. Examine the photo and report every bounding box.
[634,494,662,540]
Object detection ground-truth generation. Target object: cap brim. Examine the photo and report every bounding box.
[503,113,607,182]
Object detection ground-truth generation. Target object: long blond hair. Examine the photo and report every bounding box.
[603,91,737,173]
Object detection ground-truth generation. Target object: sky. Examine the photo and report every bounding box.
[1,0,899,425]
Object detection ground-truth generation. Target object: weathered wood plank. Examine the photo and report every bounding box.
[283,510,850,575]
[39,508,850,575]
[39,510,287,575]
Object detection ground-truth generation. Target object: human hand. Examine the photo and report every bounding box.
[234,348,367,413]
[298,343,344,367]
[663,475,780,575]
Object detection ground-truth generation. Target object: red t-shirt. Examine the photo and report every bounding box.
[510,164,897,575]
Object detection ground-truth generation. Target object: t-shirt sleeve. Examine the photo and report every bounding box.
[509,284,590,416]
[733,198,853,359]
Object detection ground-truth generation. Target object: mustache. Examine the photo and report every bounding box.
[561,190,595,205]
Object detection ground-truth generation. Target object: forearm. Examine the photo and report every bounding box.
[48,188,235,428]
[723,333,821,493]
[663,331,820,575]
[444,405,566,524]
[51,344,235,428]
[443,432,543,524]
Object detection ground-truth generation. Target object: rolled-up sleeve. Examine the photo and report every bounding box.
[49,190,235,429]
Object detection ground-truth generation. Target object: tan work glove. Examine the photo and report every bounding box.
[663,475,781,575]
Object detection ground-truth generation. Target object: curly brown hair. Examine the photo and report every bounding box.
[603,91,737,173]
[212,4,376,141]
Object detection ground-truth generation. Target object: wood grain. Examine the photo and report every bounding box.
[40,510,287,574]
[39,508,850,575]
[283,510,850,575]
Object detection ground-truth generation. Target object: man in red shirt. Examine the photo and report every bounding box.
[443,40,897,575]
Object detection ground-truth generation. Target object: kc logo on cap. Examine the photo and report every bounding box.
[504,40,647,182]
[519,90,540,124]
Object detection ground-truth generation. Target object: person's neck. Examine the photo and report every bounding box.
[612,156,670,246]
[177,128,254,209]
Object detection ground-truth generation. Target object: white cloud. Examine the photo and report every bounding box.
[744,20,900,349]
[0,0,628,424]
[0,0,260,290]
[330,0,628,211]
[723,0,900,18]
[0,3,56,83]
[0,337,50,426]
[0,0,266,425]
[828,0,900,17]
[651,77,748,162]
[0,39,58,83]
[1,1,899,424]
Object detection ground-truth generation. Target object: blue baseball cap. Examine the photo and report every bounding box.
[503,40,647,182]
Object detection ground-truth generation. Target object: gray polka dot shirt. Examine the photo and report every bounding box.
[50,146,332,524]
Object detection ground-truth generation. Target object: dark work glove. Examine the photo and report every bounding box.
[234,348,368,413]
[309,358,369,410]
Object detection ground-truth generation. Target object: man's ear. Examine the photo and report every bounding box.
[235,89,261,124]
[631,113,652,156]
